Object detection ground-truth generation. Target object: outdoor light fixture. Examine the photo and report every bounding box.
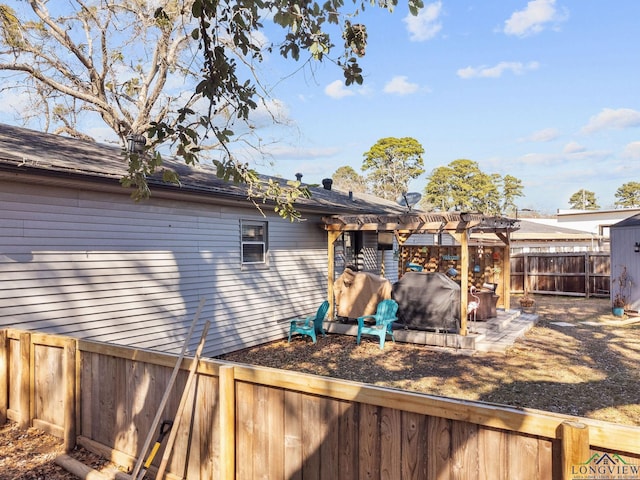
[635,242,640,253]
[126,133,146,154]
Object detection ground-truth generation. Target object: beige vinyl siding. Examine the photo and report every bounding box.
[0,180,328,357]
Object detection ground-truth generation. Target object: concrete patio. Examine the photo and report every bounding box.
[324,308,540,353]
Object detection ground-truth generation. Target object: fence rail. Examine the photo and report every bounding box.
[2,329,639,479]
[510,252,610,298]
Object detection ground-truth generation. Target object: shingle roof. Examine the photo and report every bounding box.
[0,123,406,216]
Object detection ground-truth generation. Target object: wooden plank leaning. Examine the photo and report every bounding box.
[130,297,206,480]
[155,319,211,479]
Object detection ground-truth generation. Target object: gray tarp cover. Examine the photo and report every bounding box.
[392,272,461,332]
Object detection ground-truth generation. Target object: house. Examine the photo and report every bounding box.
[526,208,640,249]
[609,214,640,311]
[0,123,406,357]
[509,219,603,254]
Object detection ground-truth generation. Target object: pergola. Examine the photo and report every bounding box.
[321,212,519,336]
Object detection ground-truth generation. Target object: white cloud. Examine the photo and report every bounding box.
[581,108,640,134]
[383,76,420,95]
[253,98,290,124]
[0,89,31,115]
[528,128,560,142]
[519,149,609,167]
[503,0,568,37]
[86,126,120,144]
[563,141,585,153]
[249,30,269,50]
[622,141,640,159]
[263,144,341,160]
[404,1,443,41]
[324,80,355,99]
[457,61,540,79]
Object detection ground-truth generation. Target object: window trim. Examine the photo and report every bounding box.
[240,219,269,268]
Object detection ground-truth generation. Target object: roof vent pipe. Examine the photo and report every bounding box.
[126,133,146,154]
[322,178,333,190]
[295,172,303,182]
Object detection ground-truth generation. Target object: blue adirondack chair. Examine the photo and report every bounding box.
[356,299,399,349]
[288,300,329,344]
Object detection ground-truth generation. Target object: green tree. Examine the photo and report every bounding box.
[423,164,454,211]
[424,159,519,215]
[502,175,524,216]
[568,189,599,210]
[361,137,425,201]
[474,172,501,215]
[332,166,367,193]
[614,182,640,208]
[0,0,424,220]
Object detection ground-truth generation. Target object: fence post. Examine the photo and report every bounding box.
[63,338,77,452]
[560,420,590,480]
[584,253,591,298]
[219,365,236,479]
[19,332,31,429]
[523,253,529,294]
[0,330,7,424]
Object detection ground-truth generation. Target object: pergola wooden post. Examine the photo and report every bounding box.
[496,232,512,311]
[450,231,469,336]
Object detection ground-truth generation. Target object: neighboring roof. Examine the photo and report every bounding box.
[558,208,640,217]
[0,123,406,216]
[510,219,599,241]
[611,213,640,228]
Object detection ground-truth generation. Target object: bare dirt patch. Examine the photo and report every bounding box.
[2,295,638,478]
[0,421,113,480]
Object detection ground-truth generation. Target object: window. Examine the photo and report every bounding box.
[241,220,268,265]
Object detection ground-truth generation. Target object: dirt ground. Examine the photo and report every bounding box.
[0,421,116,480]
[2,295,639,479]
[222,295,640,426]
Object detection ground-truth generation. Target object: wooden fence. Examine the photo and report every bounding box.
[510,252,611,298]
[2,329,639,479]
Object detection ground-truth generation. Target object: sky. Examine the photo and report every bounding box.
[2,0,639,215]
[249,0,640,214]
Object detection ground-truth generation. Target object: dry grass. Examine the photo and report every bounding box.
[221,295,640,426]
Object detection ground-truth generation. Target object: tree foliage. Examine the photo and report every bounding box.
[614,182,640,208]
[332,166,367,193]
[568,189,599,210]
[0,0,424,220]
[502,174,524,215]
[423,159,522,215]
[361,137,425,201]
